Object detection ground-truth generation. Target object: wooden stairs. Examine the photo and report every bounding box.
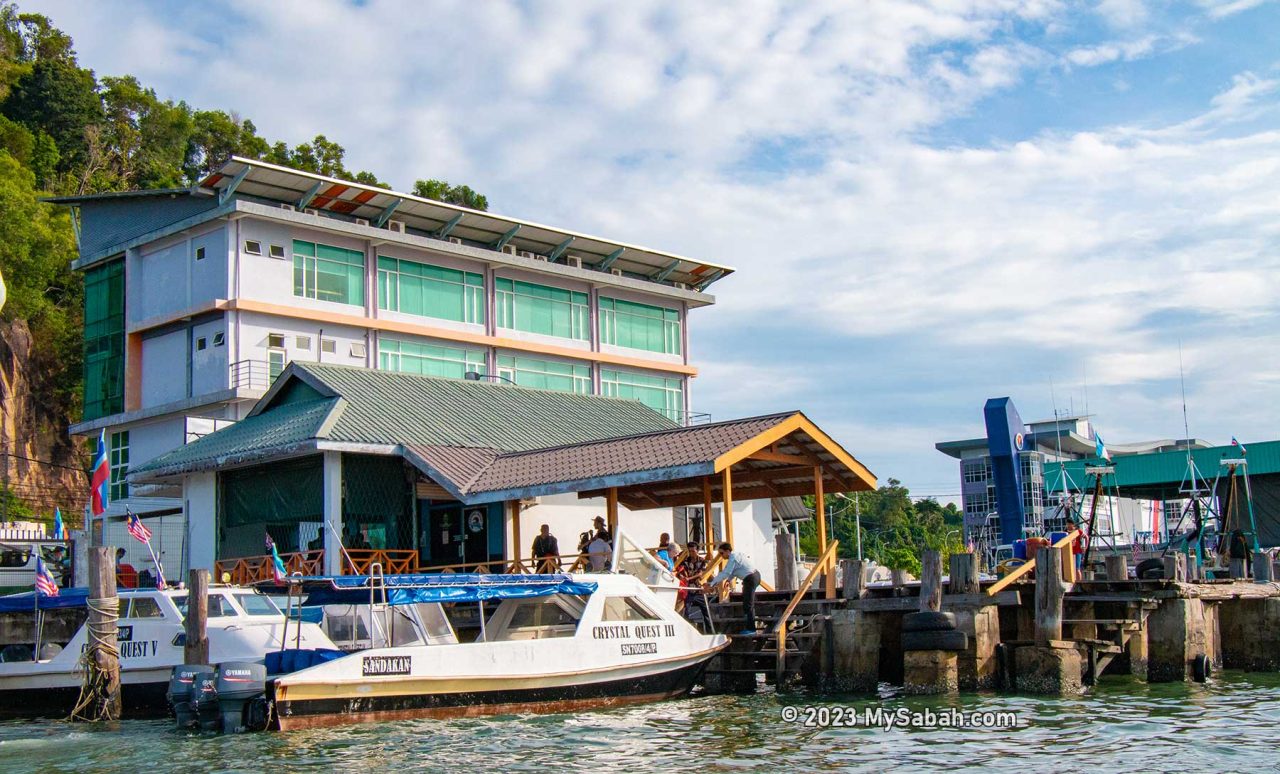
[701,589,844,688]
[1063,594,1157,684]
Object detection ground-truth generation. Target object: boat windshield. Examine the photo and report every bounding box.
[234,593,281,616]
[173,594,239,618]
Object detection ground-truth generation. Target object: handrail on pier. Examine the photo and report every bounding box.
[772,539,839,683]
[985,529,1081,596]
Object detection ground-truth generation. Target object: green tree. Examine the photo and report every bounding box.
[413,178,488,210]
[183,110,269,181]
[0,57,100,174]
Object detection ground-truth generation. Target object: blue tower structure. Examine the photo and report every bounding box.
[983,397,1027,544]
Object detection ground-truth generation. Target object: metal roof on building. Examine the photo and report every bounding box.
[131,364,876,506]
[192,157,732,290]
[1048,440,1280,499]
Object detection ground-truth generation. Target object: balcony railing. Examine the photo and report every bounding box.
[230,359,272,391]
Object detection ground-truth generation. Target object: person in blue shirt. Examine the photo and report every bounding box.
[655,533,675,571]
[704,542,760,636]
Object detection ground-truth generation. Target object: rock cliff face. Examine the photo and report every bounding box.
[0,318,86,524]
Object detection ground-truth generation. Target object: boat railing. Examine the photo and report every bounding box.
[772,539,839,683]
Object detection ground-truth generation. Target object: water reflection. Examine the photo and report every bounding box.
[2,671,1279,772]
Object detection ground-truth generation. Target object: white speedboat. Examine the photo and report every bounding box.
[266,532,728,730]
[0,586,335,718]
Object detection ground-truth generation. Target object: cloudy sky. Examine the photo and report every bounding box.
[28,0,1280,501]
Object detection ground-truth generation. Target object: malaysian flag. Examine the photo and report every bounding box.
[35,557,59,597]
[125,509,152,543]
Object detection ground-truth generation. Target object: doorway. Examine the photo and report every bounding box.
[420,501,504,569]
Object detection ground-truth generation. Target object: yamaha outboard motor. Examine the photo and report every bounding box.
[188,668,220,732]
[214,661,267,733]
[168,664,208,729]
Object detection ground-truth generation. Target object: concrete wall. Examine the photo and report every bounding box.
[140,329,188,406]
[237,310,371,373]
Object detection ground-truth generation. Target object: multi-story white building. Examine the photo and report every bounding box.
[54,158,766,578]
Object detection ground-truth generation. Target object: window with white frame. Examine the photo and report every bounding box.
[109,430,129,501]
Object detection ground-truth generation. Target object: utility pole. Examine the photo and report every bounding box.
[855,492,862,560]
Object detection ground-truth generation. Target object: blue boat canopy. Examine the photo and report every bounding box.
[0,588,91,613]
[295,573,598,607]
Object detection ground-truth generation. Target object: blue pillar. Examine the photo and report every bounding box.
[984,397,1027,545]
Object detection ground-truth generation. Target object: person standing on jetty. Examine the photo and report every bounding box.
[1066,517,1089,571]
[531,524,560,572]
[704,543,760,636]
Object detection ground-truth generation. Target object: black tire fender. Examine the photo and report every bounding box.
[902,629,968,652]
[902,611,957,632]
[1192,653,1211,683]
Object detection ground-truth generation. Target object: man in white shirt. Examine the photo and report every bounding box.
[587,534,612,572]
[704,542,760,636]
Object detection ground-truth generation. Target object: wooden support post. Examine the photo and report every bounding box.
[920,550,943,613]
[1163,553,1188,582]
[949,552,979,595]
[606,487,619,535]
[510,500,522,569]
[1060,540,1077,584]
[1105,554,1128,582]
[702,477,714,554]
[78,546,121,721]
[184,568,209,666]
[1229,557,1247,579]
[721,467,734,547]
[1034,547,1066,645]
[776,534,798,590]
[813,466,827,557]
[841,559,867,600]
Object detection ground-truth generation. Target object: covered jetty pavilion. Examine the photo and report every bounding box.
[130,362,875,584]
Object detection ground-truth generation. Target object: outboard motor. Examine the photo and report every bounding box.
[188,668,220,732]
[168,664,208,729]
[214,661,267,733]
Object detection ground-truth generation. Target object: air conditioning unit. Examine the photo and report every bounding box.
[610,268,623,276]
[279,203,295,211]
[387,220,406,233]
[519,496,541,509]
[354,217,369,227]
[566,256,583,269]
[304,207,320,216]
[447,236,463,245]
[501,244,518,256]
[673,282,689,290]
[531,254,548,262]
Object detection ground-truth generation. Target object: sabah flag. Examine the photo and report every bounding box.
[1095,433,1112,461]
[52,508,64,540]
[1232,436,1247,456]
[89,430,110,516]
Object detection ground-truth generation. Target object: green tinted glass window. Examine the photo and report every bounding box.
[599,297,681,355]
[378,336,485,379]
[495,354,591,394]
[83,259,125,420]
[494,278,588,340]
[292,240,364,306]
[600,369,684,421]
[377,256,484,324]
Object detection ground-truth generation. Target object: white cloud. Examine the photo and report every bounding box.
[1195,0,1274,18]
[20,0,1280,493]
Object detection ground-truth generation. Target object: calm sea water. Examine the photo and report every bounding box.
[2,672,1278,773]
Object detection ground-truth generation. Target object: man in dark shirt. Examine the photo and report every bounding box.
[531,524,560,571]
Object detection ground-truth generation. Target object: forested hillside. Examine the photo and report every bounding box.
[0,4,485,525]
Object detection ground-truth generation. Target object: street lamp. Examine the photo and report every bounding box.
[834,492,862,560]
[464,370,518,386]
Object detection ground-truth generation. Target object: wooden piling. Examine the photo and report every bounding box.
[948,552,979,595]
[74,546,120,721]
[1034,547,1065,645]
[775,535,798,591]
[1163,553,1188,583]
[920,550,943,612]
[1254,551,1275,584]
[841,559,867,600]
[1105,554,1128,582]
[184,568,210,666]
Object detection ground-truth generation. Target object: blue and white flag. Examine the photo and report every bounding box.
[1232,436,1247,456]
[51,508,64,540]
[1095,433,1111,461]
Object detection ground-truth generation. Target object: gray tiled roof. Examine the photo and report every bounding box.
[464,414,793,496]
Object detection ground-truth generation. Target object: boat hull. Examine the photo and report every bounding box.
[273,654,712,730]
[0,679,171,719]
